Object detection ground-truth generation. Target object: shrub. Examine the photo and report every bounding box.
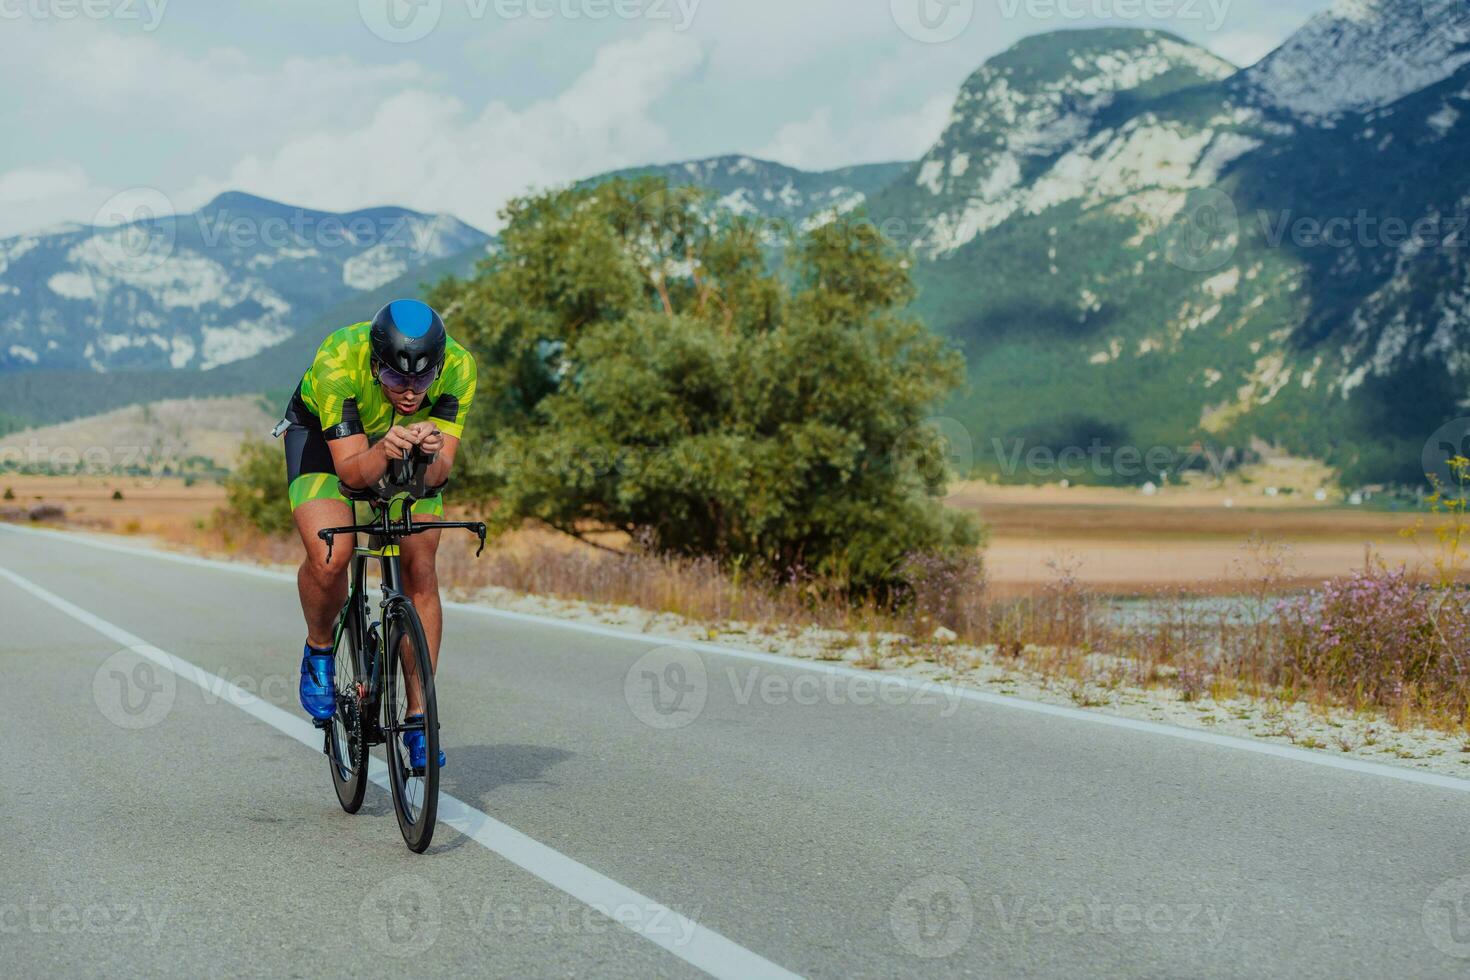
[223,437,292,536]
[899,551,989,637]
[1277,565,1470,715]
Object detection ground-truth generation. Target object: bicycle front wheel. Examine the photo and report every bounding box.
[382,598,439,853]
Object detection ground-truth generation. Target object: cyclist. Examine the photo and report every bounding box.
[280,299,476,768]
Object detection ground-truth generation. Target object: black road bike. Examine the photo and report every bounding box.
[314,451,485,852]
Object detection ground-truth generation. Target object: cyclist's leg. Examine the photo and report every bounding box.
[292,498,352,647]
[398,498,444,715]
[284,424,352,648]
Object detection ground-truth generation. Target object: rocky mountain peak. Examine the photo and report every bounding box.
[889,28,1238,255]
[1243,0,1470,119]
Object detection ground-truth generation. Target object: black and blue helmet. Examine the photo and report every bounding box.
[370,299,446,376]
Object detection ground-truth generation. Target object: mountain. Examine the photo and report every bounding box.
[877,28,1238,258]
[0,192,489,374]
[0,156,908,427]
[10,4,1469,485]
[866,5,1470,485]
[583,155,908,226]
[1239,0,1470,120]
[0,245,489,427]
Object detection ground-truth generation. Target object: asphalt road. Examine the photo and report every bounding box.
[5,523,1470,978]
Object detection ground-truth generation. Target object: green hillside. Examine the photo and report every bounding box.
[869,24,1470,486]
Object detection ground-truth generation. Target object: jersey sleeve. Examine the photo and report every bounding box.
[308,339,365,440]
[428,350,477,440]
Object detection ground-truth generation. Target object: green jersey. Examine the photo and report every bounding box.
[297,322,477,441]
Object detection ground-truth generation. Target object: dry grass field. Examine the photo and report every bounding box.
[0,473,227,534]
[949,482,1427,595]
[0,469,1436,597]
[0,395,277,473]
[2,396,1429,597]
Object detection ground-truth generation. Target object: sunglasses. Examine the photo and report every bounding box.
[376,363,438,394]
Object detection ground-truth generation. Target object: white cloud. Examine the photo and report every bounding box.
[0,165,90,207]
[694,0,894,79]
[0,167,188,239]
[0,165,102,238]
[6,19,426,159]
[193,30,707,231]
[755,92,953,171]
[0,1,1332,237]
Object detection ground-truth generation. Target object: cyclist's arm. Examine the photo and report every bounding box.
[327,429,416,489]
[417,348,475,488]
[419,430,459,487]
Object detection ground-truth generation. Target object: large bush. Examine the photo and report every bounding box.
[431,178,980,594]
[224,437,293,536]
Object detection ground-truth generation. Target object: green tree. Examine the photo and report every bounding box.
[224,437,293,536]
[431,178,979,594]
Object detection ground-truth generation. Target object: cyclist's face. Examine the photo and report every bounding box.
[382,382,425,414]
[375,360,432,413]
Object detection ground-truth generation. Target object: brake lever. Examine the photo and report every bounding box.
[475,524,487,557]
[320,530,335,564]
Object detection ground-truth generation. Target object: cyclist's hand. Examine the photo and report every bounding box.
[379,425,420,460]
[410,422,444,457]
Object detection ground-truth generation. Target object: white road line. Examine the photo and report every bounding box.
[6,521,1470,794]
[0,560,801,980]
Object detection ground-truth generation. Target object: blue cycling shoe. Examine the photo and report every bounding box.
[299,643,336,721]
[402,714,445,769]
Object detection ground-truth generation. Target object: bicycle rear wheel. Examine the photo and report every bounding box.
[383,598,439,853]
[326,590,369,814]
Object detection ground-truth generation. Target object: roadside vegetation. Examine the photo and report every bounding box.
[147,178,1470,743]
[11,460,1470,744]
[223,438,293,537]
[425,520,1470,739]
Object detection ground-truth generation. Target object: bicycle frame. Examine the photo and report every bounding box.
[317,482,486,742]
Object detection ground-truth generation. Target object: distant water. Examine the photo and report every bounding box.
[1104,595,1282,627]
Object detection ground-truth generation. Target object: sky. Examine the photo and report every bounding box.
[0,0,1336,238]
